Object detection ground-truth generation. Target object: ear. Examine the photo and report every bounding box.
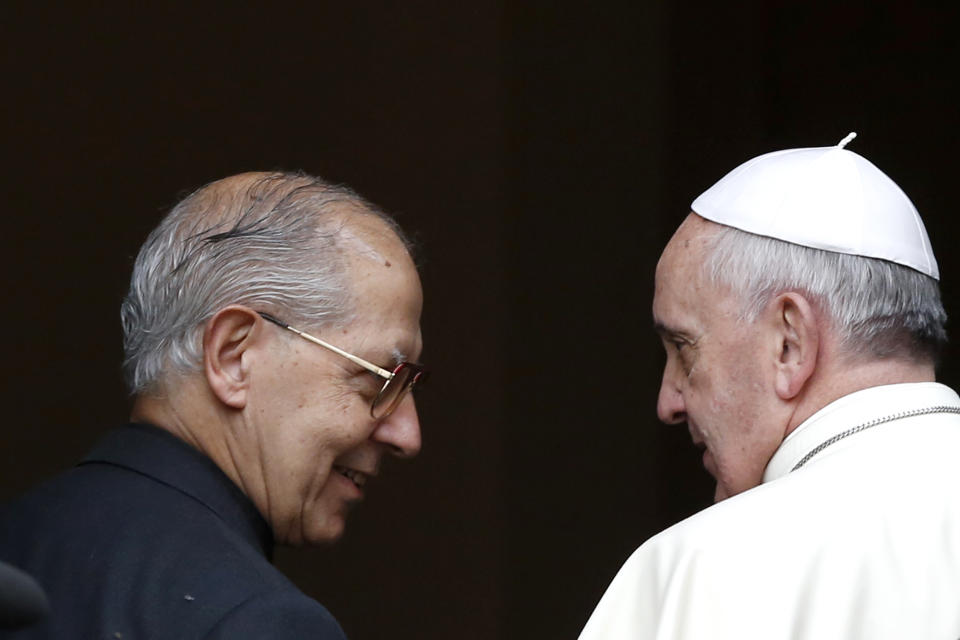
[769,292,819,401]
[202,305,262,410]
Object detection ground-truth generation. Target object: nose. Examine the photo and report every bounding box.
[371,393,422,458]
[657,372,686,425]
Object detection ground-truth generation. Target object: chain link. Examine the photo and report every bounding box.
[791,405,960,472]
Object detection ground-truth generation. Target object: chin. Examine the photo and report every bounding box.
[713,484,731,503]
[303,521,347,547]
[276,514,347,547]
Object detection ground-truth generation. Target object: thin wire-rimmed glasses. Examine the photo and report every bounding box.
[257,312,428,419]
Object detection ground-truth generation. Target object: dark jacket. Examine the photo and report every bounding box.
[0,423,347,639]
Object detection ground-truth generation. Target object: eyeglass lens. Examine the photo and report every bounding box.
[371,364,425,419]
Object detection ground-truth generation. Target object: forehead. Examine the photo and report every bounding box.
[653,214,718,328]
[658,214,718,272]
[338,214,424,359]
[340,215,420,300]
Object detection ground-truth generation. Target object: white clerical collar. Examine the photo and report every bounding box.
[763,382,960,483]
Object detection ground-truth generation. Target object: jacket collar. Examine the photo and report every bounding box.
[80,423,274,559]
[763,382,960,483]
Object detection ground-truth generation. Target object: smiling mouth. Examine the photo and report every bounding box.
[333,465,369,489]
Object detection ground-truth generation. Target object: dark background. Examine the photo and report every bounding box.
[2,3,956,639]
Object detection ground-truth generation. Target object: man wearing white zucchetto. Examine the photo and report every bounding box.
[580,134,960,639]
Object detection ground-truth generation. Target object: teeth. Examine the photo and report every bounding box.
[334,465,367,488]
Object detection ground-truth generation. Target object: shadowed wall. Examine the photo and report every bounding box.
[2,3,956,638]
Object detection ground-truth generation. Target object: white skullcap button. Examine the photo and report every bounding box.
[691,133,939,280]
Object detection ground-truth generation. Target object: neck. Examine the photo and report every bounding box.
[785,357,936,436]
[130,392,202,451]
[130,381,249,496]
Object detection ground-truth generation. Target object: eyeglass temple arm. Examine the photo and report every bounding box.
[257,312,394,380]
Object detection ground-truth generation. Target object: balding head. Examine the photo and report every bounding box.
[121,171,412,395]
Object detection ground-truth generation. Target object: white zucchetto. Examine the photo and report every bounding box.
[691,133,939,280]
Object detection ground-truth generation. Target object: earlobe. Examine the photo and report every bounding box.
[203,305,261,410]
[772,293,819,401]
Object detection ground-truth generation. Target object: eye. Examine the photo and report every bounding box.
[664,336,688,353]
[353,370,384,400]
[666,336,697,376]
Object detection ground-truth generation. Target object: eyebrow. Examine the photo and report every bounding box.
[653,320,696,343]
[653,320,678,337]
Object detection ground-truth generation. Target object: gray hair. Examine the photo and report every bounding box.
[703,224,947,364]
[121,172,407,394]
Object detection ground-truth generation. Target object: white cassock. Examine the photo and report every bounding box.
[579,382,960,639]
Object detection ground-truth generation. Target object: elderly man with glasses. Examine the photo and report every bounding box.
[0,172,426,639]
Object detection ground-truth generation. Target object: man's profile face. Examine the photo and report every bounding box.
[246,215,424,545]
[653,214,785,502]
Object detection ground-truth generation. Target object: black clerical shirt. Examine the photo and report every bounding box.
[0,423,346,639]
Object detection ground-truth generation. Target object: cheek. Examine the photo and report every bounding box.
[684,358,723,411]
[688,357,757,438]
[305,389,380,448]
[261,384,364,452]
[706,376,773,476]
[300,374,358,413]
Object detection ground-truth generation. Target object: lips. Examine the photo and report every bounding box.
[701,448,717,477]
[333,465,369,489]
[688,426,715,476]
